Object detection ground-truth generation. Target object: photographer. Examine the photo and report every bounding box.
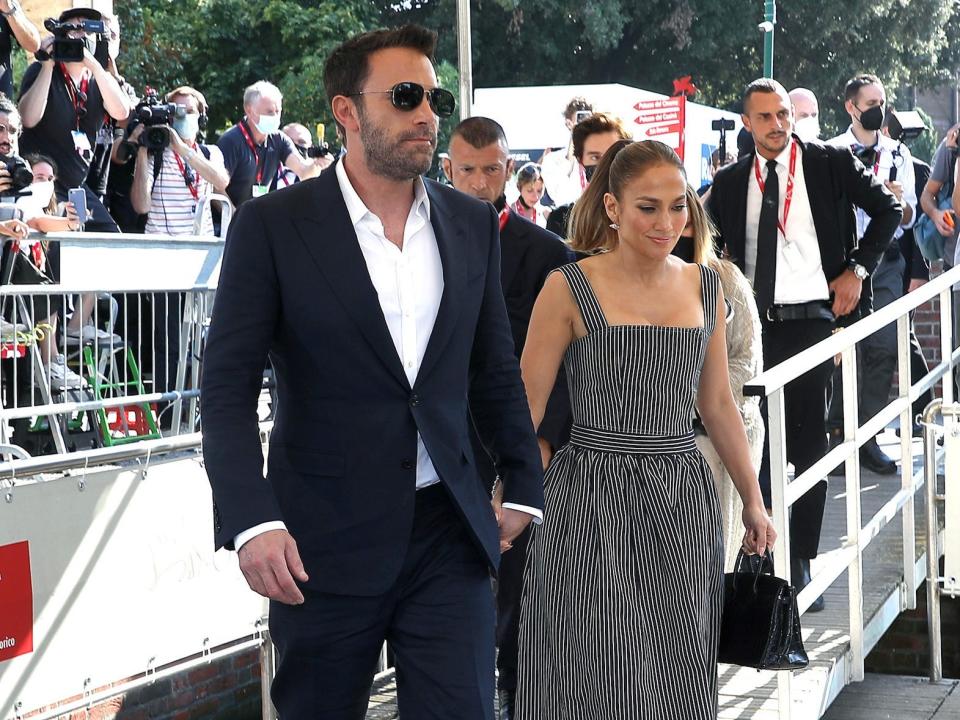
[129,86,229,235]
[0,0,40,99]
[218,80,329,207]
[16,7,131,233]
[276,122,324,187]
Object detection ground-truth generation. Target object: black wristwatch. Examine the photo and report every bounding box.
[35,48,51,62]
[848,260,869,280]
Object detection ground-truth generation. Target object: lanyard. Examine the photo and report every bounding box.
[174,147,200,201]
[237,121,265,184]
[578,163,587,190]
[58,63,89,130]
[498,206,510,232]
[754,141,797,238]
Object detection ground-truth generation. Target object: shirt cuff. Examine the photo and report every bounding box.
[234,521,288,551]
[502,502,543,524]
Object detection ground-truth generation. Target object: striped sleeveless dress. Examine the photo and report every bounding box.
[515,262,724,720]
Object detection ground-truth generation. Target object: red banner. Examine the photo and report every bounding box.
[0,541,34,662]
[632,96,686,161]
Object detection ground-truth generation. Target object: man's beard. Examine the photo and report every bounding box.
[358,106,437,181]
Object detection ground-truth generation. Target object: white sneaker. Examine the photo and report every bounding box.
[44,355,87,391]
[0,318,26,342]
[65,324,122,345]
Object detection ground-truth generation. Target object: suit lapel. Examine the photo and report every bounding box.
[800,143,839,267]
[293,168,411,390]
[417,181,467,385]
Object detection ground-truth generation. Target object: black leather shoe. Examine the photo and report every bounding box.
[791,556,825,612]
[498,688,515,720]
[860,439,897,475]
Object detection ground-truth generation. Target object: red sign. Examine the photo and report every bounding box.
[632,96,686,161]
[0,541,33,662]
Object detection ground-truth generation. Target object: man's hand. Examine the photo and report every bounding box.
[932,208,954,237]
[166,126,189,157]
[828,269,863,317]
[908,278,928,293]
[237,529,309,605]
[36,35,54,62]
[884,179,903,203]
[498,507,532,554]
[0,168,13,196]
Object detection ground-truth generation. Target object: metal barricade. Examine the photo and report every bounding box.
[745,265,960,718]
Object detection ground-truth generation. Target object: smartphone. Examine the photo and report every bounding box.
[575,110,592,124]
[68,187,87,230]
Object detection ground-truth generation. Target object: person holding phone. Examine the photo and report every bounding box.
[538,96,593,208]
[17,6,131,233]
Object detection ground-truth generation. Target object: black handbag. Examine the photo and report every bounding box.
[718,550,809,671]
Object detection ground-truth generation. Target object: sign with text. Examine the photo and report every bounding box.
[633,96,686,161]
[0,541,33,663]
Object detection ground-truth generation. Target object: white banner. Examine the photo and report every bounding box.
[0,456,267,718]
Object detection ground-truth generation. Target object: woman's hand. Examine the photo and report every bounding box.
[64,202,81,230]
[741,503,777,556]
[0,219,29,240]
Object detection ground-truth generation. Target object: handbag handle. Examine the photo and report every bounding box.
[731,549,774,595]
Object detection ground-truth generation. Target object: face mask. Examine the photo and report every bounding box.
[858,104,885,132]
[671,236,695,263]
[173,114,199,141]
[84,34,97,56]
[255,113,281,135]
[794,116,821,143]
[30,180,54,207]
[583,164,597,183]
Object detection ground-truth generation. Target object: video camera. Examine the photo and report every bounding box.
[712,118,736,167]
[131,88,182,152]
[299,144,330,159]
[43,17,105,63]
[0,156,34,198]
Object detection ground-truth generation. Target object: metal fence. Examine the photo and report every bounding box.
[746,264,960,718]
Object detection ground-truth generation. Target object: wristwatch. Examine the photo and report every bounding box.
[848,261,869,280]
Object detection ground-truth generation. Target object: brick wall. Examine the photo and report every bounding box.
[866,579,960,678]
[26,647,262,720]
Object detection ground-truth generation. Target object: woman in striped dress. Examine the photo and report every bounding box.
[514,140,775,720]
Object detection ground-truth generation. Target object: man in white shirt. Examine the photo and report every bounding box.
[827,74,917,475]
[201,25,544,719]
[706,78,901,612]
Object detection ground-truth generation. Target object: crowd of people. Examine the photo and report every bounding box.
[0,5,332,405]
[4,8,958,719]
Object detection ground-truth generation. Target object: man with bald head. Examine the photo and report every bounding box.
[706,78,900,610]
[789,87,821,142]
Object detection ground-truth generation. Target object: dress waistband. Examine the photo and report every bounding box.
[569,424,697,454]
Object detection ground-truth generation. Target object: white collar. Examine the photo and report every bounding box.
[335,160,431,229]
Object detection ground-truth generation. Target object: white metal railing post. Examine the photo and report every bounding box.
[923,399,944,682]
[840,345,865,681]
[767,386,793,719]
[897,314,918,608]
[259,621,278,720]
[941,289,955,405]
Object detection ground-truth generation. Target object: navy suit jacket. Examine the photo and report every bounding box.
[201,166,545,597]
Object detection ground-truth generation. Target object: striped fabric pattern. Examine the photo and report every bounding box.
[516,262,725,720]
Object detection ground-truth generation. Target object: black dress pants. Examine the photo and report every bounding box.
[494,523,531,693]
[268,484,496,720]
[758,318,835,560]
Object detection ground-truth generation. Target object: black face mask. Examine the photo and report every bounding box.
[858,104,885,132]
[583,164,597,183]
[671,236,695,263]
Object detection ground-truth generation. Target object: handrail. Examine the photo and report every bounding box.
[745,264,960,396]
[27,231,225,249]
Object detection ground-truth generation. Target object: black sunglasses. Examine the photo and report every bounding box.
[349,82,456,118]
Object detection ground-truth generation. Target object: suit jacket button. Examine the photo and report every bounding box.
[409,394,420,407]
[401,460,415,470]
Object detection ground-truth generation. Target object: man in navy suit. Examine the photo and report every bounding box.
[443,116,572,720]
[201,25,544,719]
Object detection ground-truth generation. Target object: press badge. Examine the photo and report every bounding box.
[252,184,269,198]
[72,130,92,161]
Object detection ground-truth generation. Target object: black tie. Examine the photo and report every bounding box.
[755,159,779,319]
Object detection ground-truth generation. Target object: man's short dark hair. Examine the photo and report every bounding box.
[844,74,883,103]
[571,112,631,162]
[449,117,507,151]
[324,25,438,136]
[563,96,593,121]
[742,78,788,112]
[0,94,20,129]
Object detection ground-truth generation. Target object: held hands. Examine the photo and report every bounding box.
[741,503,777,556]
[492,480,533,553]
[237,529,309,605]
[828,270,863,317]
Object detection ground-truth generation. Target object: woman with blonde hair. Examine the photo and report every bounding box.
[674,184,765,572]
[514,139,774,719]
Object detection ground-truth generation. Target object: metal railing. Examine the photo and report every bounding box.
[745,264,960,717]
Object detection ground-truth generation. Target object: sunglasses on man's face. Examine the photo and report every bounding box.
[349,82,456,119]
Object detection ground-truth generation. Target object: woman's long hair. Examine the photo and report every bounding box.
[684,184,720,267]
[568,139,686,254]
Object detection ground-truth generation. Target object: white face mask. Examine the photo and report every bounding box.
[794,116,821,143]
[173,113,199,141]
[255,112,281,135]
[15,180,55,216]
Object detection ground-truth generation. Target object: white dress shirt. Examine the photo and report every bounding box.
[827,127,917,240]
[745,139,831,305]
[234,162,540,551]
